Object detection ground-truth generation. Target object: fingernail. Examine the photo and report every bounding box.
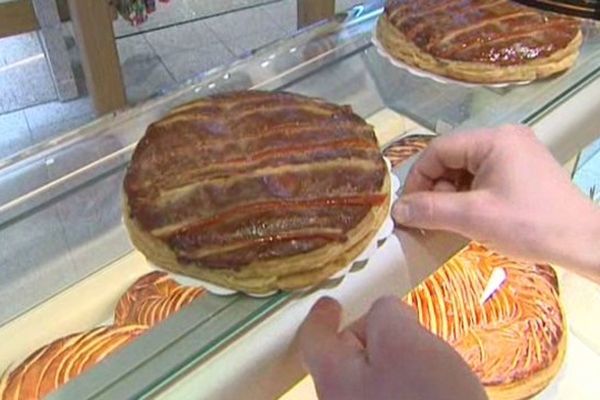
[392,200,410,224]
[312,296,337,313]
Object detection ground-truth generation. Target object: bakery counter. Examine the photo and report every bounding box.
[1,1,600,399]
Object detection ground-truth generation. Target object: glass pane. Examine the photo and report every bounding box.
[113,0,284,38]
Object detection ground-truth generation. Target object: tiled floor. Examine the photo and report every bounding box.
[0,110,32,160]
[0,0,359,163]
[0,35,56,114]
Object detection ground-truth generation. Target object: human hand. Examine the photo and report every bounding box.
[297,296,487,400]
[392,125,600,281]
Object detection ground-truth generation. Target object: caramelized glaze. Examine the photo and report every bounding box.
[0,326,146,400]
[405,243,564,388]
[384,0,580,65]
[383,134,434,168]
[114,271,205,327]
[124,91,387,269]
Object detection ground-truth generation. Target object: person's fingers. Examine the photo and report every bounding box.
[339,330,365,350]
[363,296,419,363]
[364,298,488,400]
[298,297,365,399]
[392,191,489,234]
[298,297,363,375]
[298,297,343,368]
[403,131,495,194]
[433,179,456,192]
[346,316,367,347]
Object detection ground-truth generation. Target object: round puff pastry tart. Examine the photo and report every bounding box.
[383,133,435,168]
[123,91,390,294]
[376,0,582,83]
[0,325,146,400]
[405,243,566,400]
[114,271,206,327]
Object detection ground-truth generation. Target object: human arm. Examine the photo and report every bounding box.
[392,125,600,283]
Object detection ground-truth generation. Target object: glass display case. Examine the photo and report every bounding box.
[113,0,283,38]
[1,2,600,399]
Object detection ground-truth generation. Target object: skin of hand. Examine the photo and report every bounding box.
[392,125,600,283]
[297,296,488,400]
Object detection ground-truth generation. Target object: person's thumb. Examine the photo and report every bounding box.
[297,297,363,399]
[298,298,350,372]
[392,191,482,234]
